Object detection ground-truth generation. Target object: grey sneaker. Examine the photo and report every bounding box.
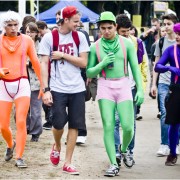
[104,164,119,177]
[5,140,16,161]
[15,158,27,168]
[121,151,134,168]
[129,153,135,165]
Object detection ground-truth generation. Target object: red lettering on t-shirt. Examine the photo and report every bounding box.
[59,43,74,55]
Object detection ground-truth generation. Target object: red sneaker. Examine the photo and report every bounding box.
[50,144,60,166]
[63,164,79,175]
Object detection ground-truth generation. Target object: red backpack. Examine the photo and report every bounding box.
[52,29,80,52]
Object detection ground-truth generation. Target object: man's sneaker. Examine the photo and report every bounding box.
[156,145,170,157]
[176,146,180,155]
[104,164,119,177]
[50,144,60,166]
[136,114,143,120]
[165,154,177,166]
[63,164,79,175]
[15,158,27,168]
[121,151,134,168]
[116,156,121,167]
[129,152,135,165]
[43,122,52,130]
[5,140,16,161]
[157,112,161,119]
[76,136,86,145]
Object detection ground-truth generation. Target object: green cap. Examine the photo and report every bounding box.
[97,11,116,23]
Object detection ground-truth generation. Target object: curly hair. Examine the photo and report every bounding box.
[0,10,22,28]
[116,14,132,31]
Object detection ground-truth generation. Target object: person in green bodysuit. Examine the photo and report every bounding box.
[86,11,144,177]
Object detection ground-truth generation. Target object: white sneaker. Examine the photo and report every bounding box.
[157,145,170,157]
[76,136,86,145]
[176,146,180,155]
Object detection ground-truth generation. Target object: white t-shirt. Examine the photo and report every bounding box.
[38,31,90,93]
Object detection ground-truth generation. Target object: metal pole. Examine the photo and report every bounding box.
[30,0,34,16]
[18,0,26,19]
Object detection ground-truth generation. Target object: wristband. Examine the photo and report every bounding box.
[43,87,50,93]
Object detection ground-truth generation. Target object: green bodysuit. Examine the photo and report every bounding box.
[87,34,144,165]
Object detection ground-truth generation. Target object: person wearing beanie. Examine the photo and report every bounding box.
[87,11,144,176]
[155,23,180,166]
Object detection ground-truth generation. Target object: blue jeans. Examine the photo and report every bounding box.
[158,83,169,145]
[114,88,137,156]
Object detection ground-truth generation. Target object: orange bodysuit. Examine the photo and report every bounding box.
[0,33,43,159]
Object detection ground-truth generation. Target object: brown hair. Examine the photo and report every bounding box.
[25,22,40,42]
[36,21,48,30]
[22,16,36,29]
[162,14,179,24]
[151,18,159,23]
[56,10,61,16]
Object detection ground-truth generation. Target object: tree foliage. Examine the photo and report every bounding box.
[0,1,179,27]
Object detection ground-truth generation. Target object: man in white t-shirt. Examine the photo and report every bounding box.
[39,6,90,175]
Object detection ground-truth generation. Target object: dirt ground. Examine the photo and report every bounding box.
[0,96,180,179]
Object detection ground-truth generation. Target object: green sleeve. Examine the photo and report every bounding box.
[86,43,104,78]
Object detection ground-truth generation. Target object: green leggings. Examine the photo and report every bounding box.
[98,99,134,165]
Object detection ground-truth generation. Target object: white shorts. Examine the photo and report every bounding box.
[0,78,30,102]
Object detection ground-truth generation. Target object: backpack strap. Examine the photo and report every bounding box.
[52,30,80,52]
[174,44,179,83]
[119,36,127,76]
[95,36,127,78]
[51,29,59,78]
[72,31,80,52]
[159,37,165,57]
[52,29,59,51]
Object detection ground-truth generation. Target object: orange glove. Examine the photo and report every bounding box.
[0,68,9,78]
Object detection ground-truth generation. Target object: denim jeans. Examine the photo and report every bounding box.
[158,83,169,145]
[114,87,137,156]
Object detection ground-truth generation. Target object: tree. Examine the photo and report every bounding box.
[0,1,18,12]
[174,1,180,21]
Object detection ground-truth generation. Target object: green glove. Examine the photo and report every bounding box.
[87,51,115,78]
[101,52,115,69]
[134,89,144,106]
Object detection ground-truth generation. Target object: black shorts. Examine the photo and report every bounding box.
[165,84,180,125]
[51,91,86,130]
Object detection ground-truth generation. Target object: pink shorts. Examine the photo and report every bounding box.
[0,78,30,102]
[97,77,133,103]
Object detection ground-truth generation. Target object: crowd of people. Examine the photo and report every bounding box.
[0,5,180,177]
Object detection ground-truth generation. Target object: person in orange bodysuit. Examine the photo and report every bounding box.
[0,11,43,168]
